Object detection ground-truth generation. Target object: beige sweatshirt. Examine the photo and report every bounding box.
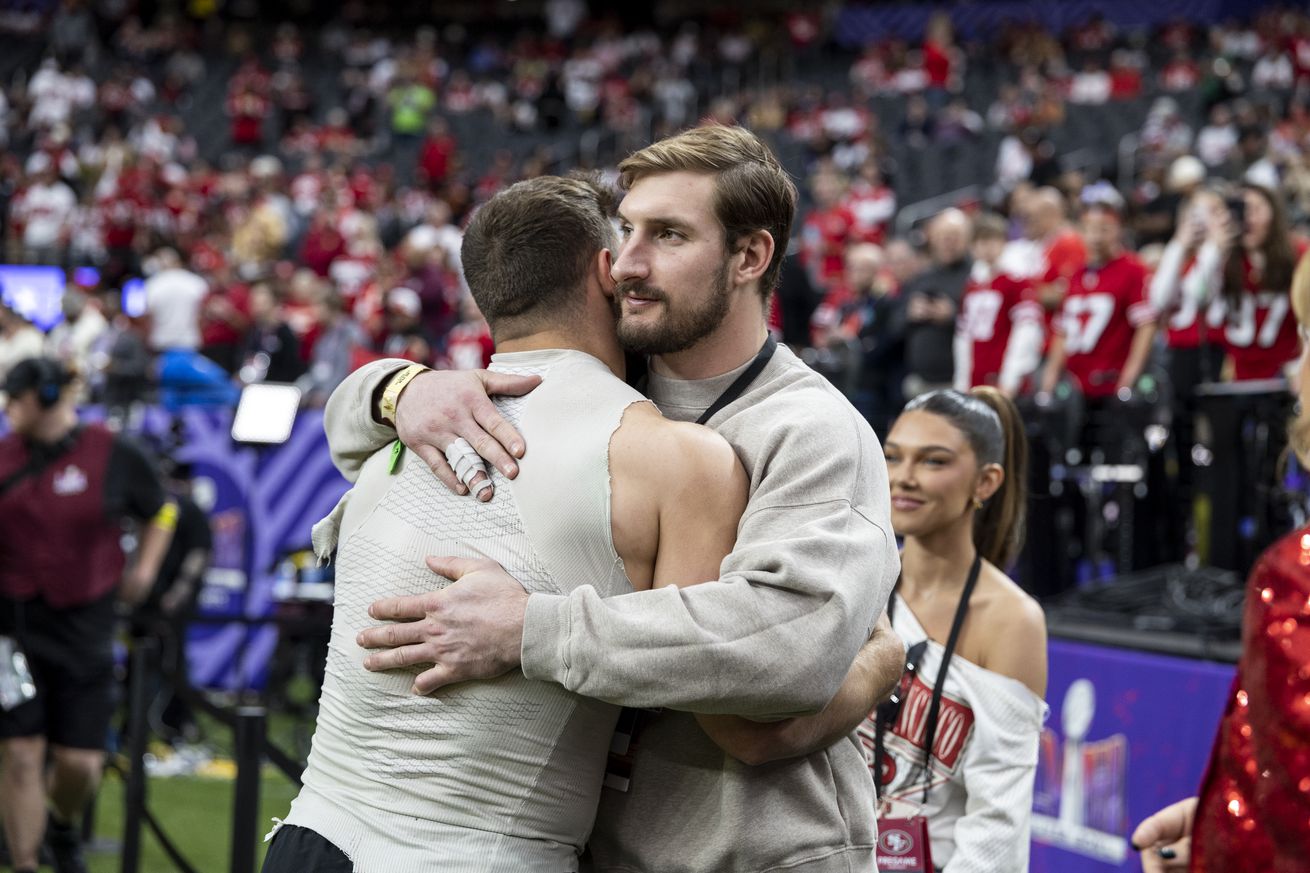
[323,344,898,872]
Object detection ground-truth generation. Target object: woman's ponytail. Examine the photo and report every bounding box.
[969,386,1029,569]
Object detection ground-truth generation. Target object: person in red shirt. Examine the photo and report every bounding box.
[417,116,458,190]
[1214,184,1303,382]
[1149,190,1230,384]
[954,214,1043,396]
[198,263,252,374]
[844,156,896,246]
[1159,51,1201,92]
[922,12,958,95]
[227,73,270,152]
[1108,50,1143,100]
[444,295,494,371]
[1040,201,1157,402]
[1147,190,1231,559]
[800,167,857,291]
[1000,187,1088,321]
[298,211,345,278]
[0,358,174,873]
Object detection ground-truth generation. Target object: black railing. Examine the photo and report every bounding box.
[117,619,313,873]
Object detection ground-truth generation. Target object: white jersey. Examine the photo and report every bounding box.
[144,268,208,351]
[19,181,76,248]
[858,596,1047,873]
[284,349,646,873]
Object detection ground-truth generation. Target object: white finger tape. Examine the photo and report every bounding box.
[445,437,493,497]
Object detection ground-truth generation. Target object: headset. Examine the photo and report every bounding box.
[3,357,73,410]
[35,359,68,409]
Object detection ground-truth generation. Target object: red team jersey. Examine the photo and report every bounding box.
[1220,248,1305,381]
[1056,253,1156,398]
[801,205,857,287]
[1162,253,1225,351]
[957,271,1042,388]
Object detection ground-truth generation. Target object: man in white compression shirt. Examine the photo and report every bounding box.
[261,176,749,873]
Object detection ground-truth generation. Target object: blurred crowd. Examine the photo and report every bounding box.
[1,1,1309,430]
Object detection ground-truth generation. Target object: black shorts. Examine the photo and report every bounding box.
[262,825,352,873]
[0,647,115,750]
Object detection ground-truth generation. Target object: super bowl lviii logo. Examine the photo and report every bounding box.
[1030,679,1129,863]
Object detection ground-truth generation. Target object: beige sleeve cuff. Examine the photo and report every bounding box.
[520,592,570,686]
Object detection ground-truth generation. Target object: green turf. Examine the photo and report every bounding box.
[84,767,299,873]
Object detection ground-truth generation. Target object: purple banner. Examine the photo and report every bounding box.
[1030,639,1235,872]
[170,406,348,690]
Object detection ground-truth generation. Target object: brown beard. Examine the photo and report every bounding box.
[615,259,732,355]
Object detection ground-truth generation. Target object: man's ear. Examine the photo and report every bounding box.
[596,248,616,299]
[732,229,775,289]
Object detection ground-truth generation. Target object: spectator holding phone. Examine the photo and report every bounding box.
[897,209,974,398]
[1212,184,1305,382]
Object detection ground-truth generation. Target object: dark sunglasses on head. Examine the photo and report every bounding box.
[876,639,929,729]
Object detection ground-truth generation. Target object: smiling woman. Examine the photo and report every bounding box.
[861,386,1048,872]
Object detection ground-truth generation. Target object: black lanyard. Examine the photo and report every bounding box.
[695,335,777,426]
[605,335,776,786]
[876,552,983,804]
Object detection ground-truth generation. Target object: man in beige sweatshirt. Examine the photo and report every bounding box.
[334,126,902,872]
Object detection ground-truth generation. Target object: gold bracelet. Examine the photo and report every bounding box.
[379,363,430,426]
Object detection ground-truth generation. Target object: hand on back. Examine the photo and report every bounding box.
[393,368,540,500]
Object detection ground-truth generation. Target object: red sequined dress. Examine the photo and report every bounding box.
[1191,525,1310,872]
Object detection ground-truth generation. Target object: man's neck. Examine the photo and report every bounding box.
[1090,247,1119,268]
[30,408,77,444]
[497,329,626,381]
[650,297,769,381]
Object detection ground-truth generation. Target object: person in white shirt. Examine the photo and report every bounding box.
[45,290,108,380]
[1196,105,1238,169]
[0,305,45,383]
[18,161,76,265]
[1069,61,1111,105]
[143,249,209,352]
[864,387,1048,872]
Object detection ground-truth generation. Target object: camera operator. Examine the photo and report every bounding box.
[0,357,175,873]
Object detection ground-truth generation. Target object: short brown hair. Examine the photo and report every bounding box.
[461,174,616,340]
[617,124,797,297]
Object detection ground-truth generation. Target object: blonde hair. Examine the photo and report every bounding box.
[618,124,798,296]
[1290,251,1310,464]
